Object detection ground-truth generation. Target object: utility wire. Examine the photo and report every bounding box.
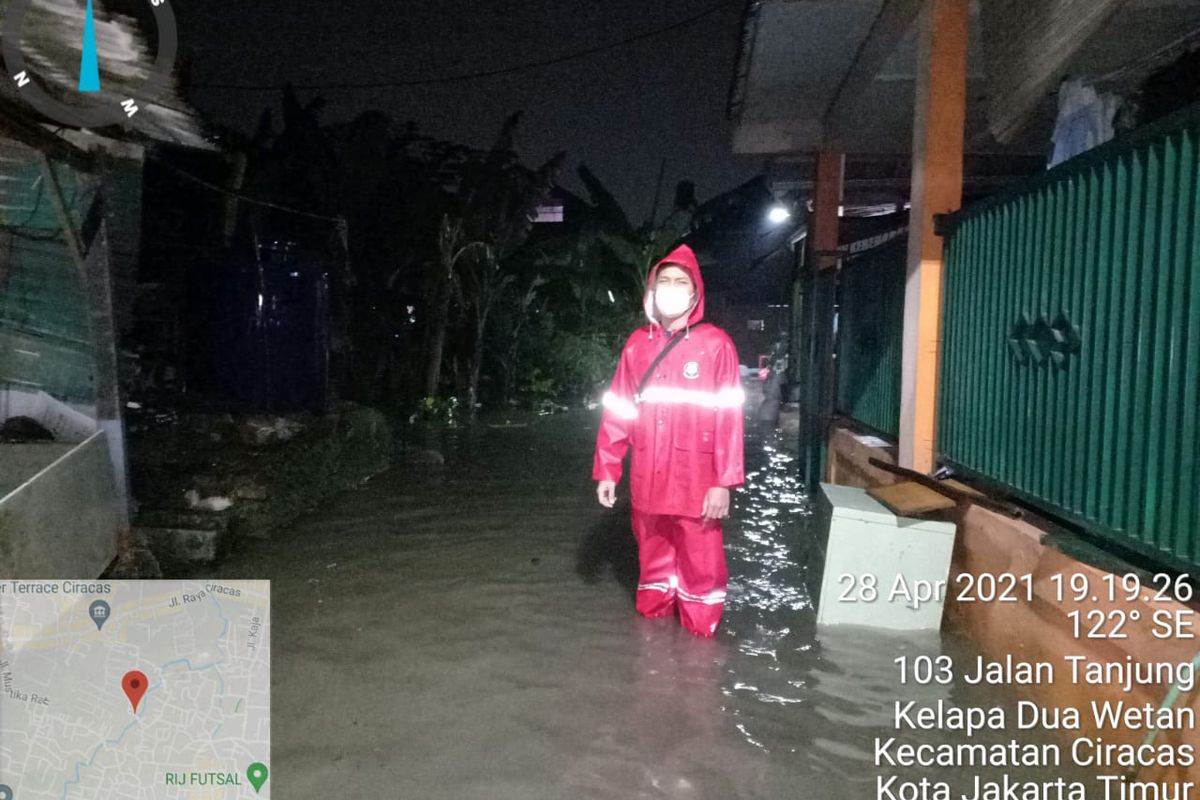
[144,152,345,223]
[190,0,739,92]
[2,163,342,244]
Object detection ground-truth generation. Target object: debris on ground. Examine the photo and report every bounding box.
[0,416,55,442]
[103,528,162,579]
[120,404,392,576]
[184,489,234,512]
[401,448,445,466]
[233,480,269,500]
[239,415,307,446]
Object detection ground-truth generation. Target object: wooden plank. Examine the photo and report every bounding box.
[869,480,957,516]
[942,478,985,498]
[869,456,1024,518]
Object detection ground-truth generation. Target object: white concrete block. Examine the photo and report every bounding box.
[817,483,957,631]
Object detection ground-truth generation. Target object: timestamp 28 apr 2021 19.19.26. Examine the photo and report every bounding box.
[838,569,1200,800]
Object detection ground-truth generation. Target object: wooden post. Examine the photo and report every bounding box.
[85,221,132,526]
[38,153,87,276]
[811,151,844,270]
[41,153,132,523]
[803,151,843,485]
[223,151,248,246]
[899,0,967,473]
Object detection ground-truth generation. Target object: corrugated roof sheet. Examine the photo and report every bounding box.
[0,0,210,149]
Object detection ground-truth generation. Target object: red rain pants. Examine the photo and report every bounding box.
[631,510,728,637]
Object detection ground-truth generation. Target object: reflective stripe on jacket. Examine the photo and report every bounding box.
[592,244,745,517]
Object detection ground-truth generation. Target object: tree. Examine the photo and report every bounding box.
[532,165,699,331]
[425,215,485,398]
[494,273,547,407]
[436,112,564,416]
[213,90,706,417]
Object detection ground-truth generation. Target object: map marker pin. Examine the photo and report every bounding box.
[246,762,268,794]
[122,670,148,713]
[89,600,110,631]
[0,783,12,800]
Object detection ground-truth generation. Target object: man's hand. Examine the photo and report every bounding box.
[702,487,731,521]
[597,480,617,508]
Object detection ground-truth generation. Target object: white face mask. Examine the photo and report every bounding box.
[654,285,694,319]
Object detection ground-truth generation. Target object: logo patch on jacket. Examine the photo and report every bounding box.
[683,361,700,380]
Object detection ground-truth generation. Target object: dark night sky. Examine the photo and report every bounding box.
[173,0,762,222]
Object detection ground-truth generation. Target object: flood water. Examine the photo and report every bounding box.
[211,412,1094,799]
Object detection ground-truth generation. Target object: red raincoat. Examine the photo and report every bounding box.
[592,245,745,637]
[592,245,745,514]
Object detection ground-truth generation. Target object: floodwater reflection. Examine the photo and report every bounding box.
[214,412,1093,799]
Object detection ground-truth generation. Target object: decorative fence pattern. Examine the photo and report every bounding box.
[940,105,1200,569]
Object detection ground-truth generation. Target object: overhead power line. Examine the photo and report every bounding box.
[191,0,739,93]
[145,152,344,222]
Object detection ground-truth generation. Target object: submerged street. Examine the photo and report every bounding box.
[210,413,1088,799]
[3,1,1198,796]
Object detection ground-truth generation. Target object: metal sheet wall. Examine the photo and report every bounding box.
[0,151,95,402]
[0,235,95,401]
[941,105,1200,568]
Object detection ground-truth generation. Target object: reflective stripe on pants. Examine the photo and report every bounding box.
[630,510,728,637]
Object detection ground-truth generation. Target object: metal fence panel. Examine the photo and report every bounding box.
[802,266,839,487]
[836,242,905,437]
[941,105,1200,568]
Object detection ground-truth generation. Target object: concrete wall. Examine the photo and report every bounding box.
[0,430,121,577]
[826,424,1200,781]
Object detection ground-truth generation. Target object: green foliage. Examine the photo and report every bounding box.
[544,332,617,401]
[516,308,625,406]
[413,395,461,426]
[519,368,559,402]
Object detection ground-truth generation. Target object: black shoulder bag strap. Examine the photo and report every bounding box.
[634,323,709,403]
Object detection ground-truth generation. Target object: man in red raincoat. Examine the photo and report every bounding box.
[593,244,745,638]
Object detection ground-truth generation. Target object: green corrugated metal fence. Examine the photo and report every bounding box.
[0,150,95,402]
[941,104,1200,569]
[836,241,905,437]
[800,265,838,488]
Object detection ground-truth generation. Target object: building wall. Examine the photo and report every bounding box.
[0,142,143,406]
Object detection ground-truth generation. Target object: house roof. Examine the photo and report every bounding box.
[728,0,1200,158]
[0,0,211,151]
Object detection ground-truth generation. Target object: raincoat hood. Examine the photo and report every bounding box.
[644,244,705,332]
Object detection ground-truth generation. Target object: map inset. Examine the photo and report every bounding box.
[0,580,270,799]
